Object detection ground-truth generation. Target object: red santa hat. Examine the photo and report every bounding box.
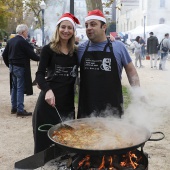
[85,9,106,23]
[56,13,80,29]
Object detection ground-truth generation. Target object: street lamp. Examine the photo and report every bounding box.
[143,10,146,41]
[70,0,74,14]
[40,0,46,46]
[126,12,130,31]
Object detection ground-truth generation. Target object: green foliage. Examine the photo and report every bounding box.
[102,0,115,7]
[0,29,8,40]
[122,86,131,109]
[74,85,79,104]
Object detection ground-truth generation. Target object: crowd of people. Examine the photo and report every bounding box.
[1,9,169,155]
[129,32,170,71]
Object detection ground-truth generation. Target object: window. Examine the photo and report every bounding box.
[142,19,143,26]
[160,0,165,8]
[134,21,136,28]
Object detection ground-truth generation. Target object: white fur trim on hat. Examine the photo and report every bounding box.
[85,15,106,23]
[56,17,76,29]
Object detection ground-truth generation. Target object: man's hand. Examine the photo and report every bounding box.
[110,34,115,42]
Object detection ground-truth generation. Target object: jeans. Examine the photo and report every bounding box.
[141,46,145,59]
[159,52,168,70]
[135,52,142,67]
[9,65,25,112]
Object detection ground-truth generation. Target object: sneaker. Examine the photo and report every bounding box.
[17,110,32,117]
[11,108,17,114]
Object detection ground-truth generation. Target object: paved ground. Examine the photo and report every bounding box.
[0,56,170,169]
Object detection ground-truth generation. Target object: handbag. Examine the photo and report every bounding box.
[146,55,150,60]
[161,39,169,52]
[162,46,168,53]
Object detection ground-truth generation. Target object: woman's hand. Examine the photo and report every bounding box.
[45,89,55,107]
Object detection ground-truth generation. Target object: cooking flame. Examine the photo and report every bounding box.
[77,150,143,169]
[120,151,142,169]
[77,155,90,169]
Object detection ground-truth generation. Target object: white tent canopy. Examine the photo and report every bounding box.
[127,24,170,42]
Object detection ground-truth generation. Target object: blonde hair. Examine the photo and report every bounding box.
[50,24,77,56]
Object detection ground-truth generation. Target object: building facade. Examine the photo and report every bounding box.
[116,0,170,33]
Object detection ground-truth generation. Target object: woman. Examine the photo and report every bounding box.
[32,13,80,153]
[133,36,143,68]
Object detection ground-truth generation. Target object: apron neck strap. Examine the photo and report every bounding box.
[85,38,113,52]
[103,38,113,52]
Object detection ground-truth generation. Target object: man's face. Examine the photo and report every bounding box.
[22,30,28,39]
[85,20,106,42]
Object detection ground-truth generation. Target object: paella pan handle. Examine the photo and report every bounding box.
[149,131,165,141]
[38,124,54,132]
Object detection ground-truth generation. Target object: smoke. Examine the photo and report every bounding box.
[86,61,170,133]
[122,63,170,131]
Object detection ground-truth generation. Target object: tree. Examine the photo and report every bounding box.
[1,0,116,38]
[85,0,103,11]
[85,0,115,12]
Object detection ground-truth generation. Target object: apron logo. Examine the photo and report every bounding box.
[100,58,111,71]
[54,65,77,77]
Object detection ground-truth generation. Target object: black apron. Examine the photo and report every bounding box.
[33,51,77,153]
[78,39,123,118]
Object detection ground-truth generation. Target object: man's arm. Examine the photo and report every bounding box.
[124,62,140,87]
[147,39,149,53]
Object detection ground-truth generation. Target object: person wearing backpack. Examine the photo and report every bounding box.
[147,32,159,68]
[159,33,170,70]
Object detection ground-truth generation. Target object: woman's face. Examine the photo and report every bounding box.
[59,20,74,41]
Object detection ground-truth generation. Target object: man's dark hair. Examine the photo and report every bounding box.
[165,33,169,37]
[100,21,105,28]
[149,32,153,35]
[100,21,107,33]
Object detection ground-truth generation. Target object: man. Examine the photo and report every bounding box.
[147,32,159,68]
[159,33,170,70]
[77,9,140,118]
[2,24,40,116]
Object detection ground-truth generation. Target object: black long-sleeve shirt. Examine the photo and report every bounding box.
[36,44,78,93]
[2,35,39,67]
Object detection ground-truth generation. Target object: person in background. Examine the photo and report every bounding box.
[133,36,143,68]
[31,37,36,44]
[2,24,40,116]
[75,36,80,45]
[139,37,145,60]
[33,13,80,153]
[3,36,8,42]
[77,9,140,119]
[147,32,159,68]
[159,33,170,70]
